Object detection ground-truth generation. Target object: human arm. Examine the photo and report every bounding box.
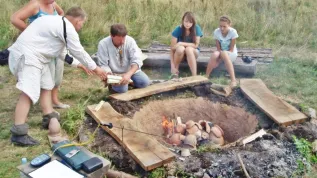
[216,40,221,52]
[71,59,94,75]
[10,1,37,31]
[97,40,112,74]
[53,2,64,16]
[176,36,201,48]
[64,24,106,79]
[120,64,138,85]
[229,38,236,52]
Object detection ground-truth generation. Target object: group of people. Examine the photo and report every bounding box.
[7,0,239,146]
[170,12,238,87]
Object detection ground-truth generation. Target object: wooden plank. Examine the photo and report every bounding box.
[86,102,175,171]
[240,79,307,126]
[143,54,258,75]
[109,75,210,101]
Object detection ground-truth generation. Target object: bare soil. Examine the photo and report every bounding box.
[80,85,317,177]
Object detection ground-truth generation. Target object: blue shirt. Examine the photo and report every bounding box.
[29,6,58,23]
[172,24,203,43]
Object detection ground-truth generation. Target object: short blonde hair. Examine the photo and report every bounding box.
[65,6,87,19]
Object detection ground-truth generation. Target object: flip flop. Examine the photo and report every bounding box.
[53,103,70,109]
[169,73,179,79]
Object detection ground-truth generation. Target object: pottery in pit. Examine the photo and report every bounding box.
[183,134,197,149]
[168,133,185,145]
[211,125,224,138]
[181,148,191,157]
[209,132,224,145]
[175,124,186,134]
[198,120,212,133]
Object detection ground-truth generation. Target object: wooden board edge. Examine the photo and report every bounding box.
[109,77,210,101]
[85,104,171,171]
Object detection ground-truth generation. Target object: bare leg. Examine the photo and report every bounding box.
[40,89,54,115]
[51,86,60,105]
[173,46,186,73]
[185,47,198,76]
[220,51,236,83]
[206,51,221,77]
[14,92,32,125]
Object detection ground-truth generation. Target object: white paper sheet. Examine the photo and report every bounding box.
[29,160,84,178]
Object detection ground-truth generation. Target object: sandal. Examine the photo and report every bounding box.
[169,73,179,79]
[53,103,70,109]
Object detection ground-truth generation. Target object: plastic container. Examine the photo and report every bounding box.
[20,158,28,178]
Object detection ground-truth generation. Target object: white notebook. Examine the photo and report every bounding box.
[29,160,84,178]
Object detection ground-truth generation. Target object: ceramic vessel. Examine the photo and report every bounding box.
[183,134,197,149]
[168,133,182,145]
[209,132,224,145]
[211,125,224,138]
[48,118,62,143]
[185,120,195,129]
[175,124,186,134]
[181,148,191,157]
[199,120,211,133]
[201,131,209,140]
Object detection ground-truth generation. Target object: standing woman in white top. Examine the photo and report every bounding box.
[206,16,239,88]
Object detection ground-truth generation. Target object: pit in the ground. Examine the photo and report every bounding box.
[132,97,258,143]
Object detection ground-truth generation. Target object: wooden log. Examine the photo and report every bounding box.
[106,169,138,178]
[142,54,257,75]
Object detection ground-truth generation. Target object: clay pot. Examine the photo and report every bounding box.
[168,133,185,146]
[201,131,209,140]
[48,118,62,143]
[49,118,61,136]
[186,124,199,135]
[199,120,212,133]
[183,134,197,149]
[185,120,195,129]
[209,132,224,146]
[175,124,186,134]
[181,148,191,157]
[211,125,224,138]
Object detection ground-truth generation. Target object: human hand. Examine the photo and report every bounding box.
[93,67,107,80]
[119,73,132,85]
[78,64,95,75]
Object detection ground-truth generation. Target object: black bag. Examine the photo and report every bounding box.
[0,49,9,66]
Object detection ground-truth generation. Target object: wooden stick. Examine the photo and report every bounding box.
[106,169,138,178]
[237,153,251,178]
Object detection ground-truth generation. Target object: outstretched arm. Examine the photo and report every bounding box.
[53,2,64,16]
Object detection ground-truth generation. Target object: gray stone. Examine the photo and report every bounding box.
[309,108,316,119]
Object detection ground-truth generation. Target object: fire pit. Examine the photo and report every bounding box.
[133,97,258,145]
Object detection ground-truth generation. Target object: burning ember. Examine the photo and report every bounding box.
[161,116,174,137]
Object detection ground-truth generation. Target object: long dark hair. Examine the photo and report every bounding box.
[181,11,196,43]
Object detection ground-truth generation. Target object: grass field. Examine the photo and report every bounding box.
[1,0,317,177]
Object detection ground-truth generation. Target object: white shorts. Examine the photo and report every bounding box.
[49,57,64,87]
[14,55,54,104]
[224,51,238,62]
